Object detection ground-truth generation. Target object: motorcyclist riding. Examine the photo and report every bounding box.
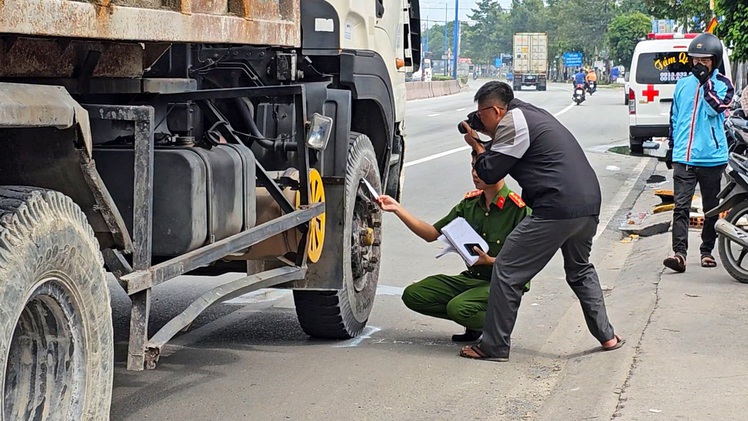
[586,69,597,94]
[573,68,586,100]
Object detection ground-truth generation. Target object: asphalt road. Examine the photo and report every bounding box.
[109,81,655,420]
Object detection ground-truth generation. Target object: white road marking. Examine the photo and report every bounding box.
[333,326,382,347]
[403,146,471,168]
[456,107,467,111]
[553,102,576,117]
[427,113,441,117]
[594,158,648,242]
[403,103,579,168]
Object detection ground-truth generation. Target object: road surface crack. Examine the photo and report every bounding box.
[611,267,665,419]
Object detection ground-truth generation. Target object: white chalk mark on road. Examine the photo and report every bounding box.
[376,285,405,296]
[333,326,382,348]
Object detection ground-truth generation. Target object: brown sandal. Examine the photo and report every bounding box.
[663,253,686,273]
[459,344,509,362]
[701,254,717,268]
[601,335,626,352]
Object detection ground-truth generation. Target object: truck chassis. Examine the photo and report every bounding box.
[0,0,421,418]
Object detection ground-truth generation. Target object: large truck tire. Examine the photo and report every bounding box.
[294,133,382,339]
[0,187,113,421]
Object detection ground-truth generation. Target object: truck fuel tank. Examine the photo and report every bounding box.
[93,142,257,257]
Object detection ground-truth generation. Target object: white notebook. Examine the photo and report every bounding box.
[435,217,488,266]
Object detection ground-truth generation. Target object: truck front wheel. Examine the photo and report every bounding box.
[0,187,113,421]
[294,134,382,339]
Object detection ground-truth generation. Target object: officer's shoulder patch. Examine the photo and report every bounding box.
[464,189,483,199]
[508,191,526,208]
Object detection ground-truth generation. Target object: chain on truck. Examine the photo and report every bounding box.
[0,1,422,419]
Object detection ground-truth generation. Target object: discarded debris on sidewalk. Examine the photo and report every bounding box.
[619,189,727,237]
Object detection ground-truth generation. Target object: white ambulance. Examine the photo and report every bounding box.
[628,33,731,155]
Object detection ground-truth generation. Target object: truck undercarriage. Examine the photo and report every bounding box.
[0,0,421,419]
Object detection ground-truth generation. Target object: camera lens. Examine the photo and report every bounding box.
[458,122,468,134]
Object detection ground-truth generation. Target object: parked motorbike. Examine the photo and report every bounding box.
[726,92,748,154]
[726,114,748,154]
[572,83,586,105]
[705,152,748,283]
[587,80,597,95]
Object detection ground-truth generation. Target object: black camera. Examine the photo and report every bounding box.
[457,110,485,134]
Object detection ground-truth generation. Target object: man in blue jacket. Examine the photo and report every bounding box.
[664,33,735,272]
[573,68,587,98]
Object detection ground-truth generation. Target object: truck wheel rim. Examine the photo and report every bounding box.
[4,276,86,420]
[306,169,325,263]
[351,176,381,292]
[294,169,326,263]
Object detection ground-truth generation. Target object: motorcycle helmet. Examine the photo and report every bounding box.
[688,33,723,69]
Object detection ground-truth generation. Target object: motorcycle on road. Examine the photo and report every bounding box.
[587,80,597,95]
[572,83,586,105]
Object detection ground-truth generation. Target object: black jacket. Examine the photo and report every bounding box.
[473,98,601,219]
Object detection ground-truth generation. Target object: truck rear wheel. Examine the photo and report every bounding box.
[0,187,112,421]
[294,133,382,339]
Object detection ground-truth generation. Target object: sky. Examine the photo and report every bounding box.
[418,0,513,25]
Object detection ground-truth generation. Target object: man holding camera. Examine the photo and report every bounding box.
[458,81,623,362]
[377,151,531,342]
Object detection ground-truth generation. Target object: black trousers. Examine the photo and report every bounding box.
[672,163,726,257]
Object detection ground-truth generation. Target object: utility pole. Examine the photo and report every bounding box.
[451,0,459,80]
[425,15,429,57]
[444,3,448,76]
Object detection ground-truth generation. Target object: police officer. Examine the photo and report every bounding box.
[377,151,530,342]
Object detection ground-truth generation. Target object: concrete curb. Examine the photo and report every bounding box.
[405,80,462,100]
[619,161,674,238]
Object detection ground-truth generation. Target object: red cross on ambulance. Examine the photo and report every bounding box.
[641,84,660,103]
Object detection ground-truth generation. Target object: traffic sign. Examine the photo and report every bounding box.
[563,52,583,67]
[651,19,675,33]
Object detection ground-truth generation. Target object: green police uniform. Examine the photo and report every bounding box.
[401,184,531,331]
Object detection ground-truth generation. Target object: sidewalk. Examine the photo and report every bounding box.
[614,161,748,420]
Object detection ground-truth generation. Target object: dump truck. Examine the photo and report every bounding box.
[512,32,548,91]
[0,0,421,418]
